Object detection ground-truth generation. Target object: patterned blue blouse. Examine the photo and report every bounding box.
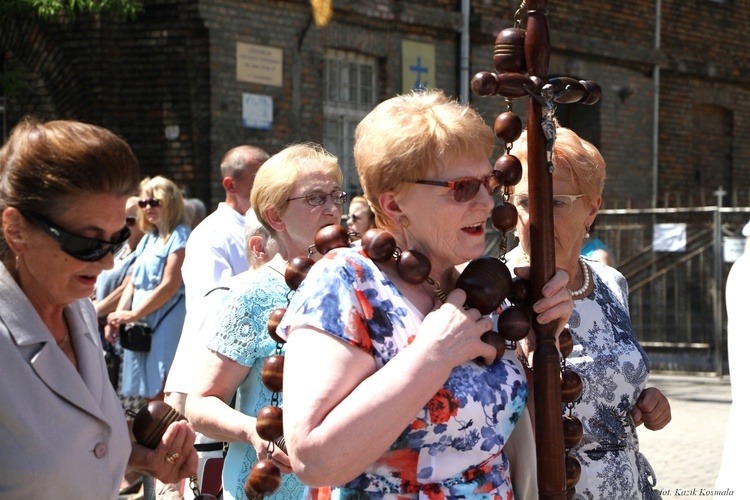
[279,246,529,499]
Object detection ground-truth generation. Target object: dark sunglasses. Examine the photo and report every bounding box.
[125,216,137,227]
[411,173,501,202]
[21,211,131,262]
[138,198,160,208]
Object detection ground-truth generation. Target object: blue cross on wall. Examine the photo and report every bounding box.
[410,56,429,90]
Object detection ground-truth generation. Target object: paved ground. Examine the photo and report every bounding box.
[637,373,732,499]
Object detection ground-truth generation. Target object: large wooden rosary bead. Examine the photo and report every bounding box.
[315,224,350,255]
[490,201,519,233]
[493,27,526,73]
[508,276,531,306]
[559,327,574,358]
[496,306,531,342]
[493,154,523,187]
[562,414,583,449]
[261,355,285,393]
[267,308,287,344]
[471,71,499,97]
[493,111,523,144]
[256,406,284,442]
[455,256,512,315]
[285,256,314,291]
[560,370,583,403]
[362,228,397,262]
[133,401,185,449]
[580,80,602,105]
[565,455,582,489]
[244,459,282,499]
[396,249,431,285]
[566,487,576,500]
[479,330,507,361]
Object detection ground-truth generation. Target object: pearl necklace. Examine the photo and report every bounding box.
[570,257,590,298]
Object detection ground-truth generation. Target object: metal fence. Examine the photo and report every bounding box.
[594,201,750,375]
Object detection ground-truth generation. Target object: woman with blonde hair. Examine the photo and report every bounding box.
[107,175,190,402]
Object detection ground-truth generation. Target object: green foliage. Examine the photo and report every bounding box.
[0,0,143,20]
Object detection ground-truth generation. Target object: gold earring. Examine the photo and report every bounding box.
[399,215,411,228]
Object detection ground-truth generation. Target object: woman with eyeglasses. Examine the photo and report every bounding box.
[106,176,190,406]
[274,90,573,499]
[185,143,343,500]
[0,118,197,498]
[506,127,671,499]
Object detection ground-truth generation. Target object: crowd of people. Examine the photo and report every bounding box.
[1,90,677,500]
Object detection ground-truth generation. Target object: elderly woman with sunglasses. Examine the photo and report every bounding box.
[276,90,573,499]
[0,118,197,499]
[506,127,671,499]
[185,143,344,500]
[106,176,190,404]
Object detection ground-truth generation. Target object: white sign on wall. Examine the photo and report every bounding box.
[242,93,273,130]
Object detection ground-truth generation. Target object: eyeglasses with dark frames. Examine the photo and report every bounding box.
[138,198,161,208]
[21,210,131,262]
[510,193,585,216]
[410,173,501,203]
[288,190,348,207]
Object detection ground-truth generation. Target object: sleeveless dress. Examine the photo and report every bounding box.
[121,225,189,398]
[567,258,660,500]
[205,266,306,500]
[279,247,529,499]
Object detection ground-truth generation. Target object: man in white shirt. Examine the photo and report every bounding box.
[180,145,269,311]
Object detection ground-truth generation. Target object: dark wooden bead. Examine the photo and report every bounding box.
[495,72,535,99]
[244,459,282,498]
[194,495,218,500]
[266,308,287,344]
[285,256,314,290]
[261,355,285,393]
[476,330,507,364]
[132,401,185,449]
[508,276,531,306]
[566,455,582,489]
[256,406,284,442]
[566,487,576,500]
[455,256,512,315]
[361,228,397,262]
[497,306,531,341]
[560,369,583,403]
[493,111,523,144]
[490,201,518,233]
[559,327,574,358]
[315,224,350,255]
[563,415,583,449]
[493,27,526,73]
[528,75,547,95]
[580,80,602,105]
[493,154,523,187]
[548,77,588,104]
[470,71,498,97]
[396,249,431,285]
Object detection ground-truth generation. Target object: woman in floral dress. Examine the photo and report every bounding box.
[278,90,574,499]
[507,127,672,499]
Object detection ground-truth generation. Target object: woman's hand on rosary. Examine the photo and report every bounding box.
[415,288,496,366]
[514,267,573,336]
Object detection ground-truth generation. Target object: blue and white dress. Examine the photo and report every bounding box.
[567,258,660,500]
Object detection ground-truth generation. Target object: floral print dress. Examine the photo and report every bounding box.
[279,247,529,499]
[567,258,660,500]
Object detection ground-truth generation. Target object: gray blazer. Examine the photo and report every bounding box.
[0,262,131,499]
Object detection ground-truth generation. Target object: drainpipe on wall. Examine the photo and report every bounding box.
[459,0,470,104]
[651,0,661,209]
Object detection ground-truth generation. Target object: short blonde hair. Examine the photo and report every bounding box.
[251,143,342,235]
[510,127,606,199]
[138,176,187,239]
[354,89,495,227]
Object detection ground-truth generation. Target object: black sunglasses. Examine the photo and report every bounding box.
[411,173,501,202]
[138,198,160,208]
[125,216,137,227]
[21,211,131,262]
